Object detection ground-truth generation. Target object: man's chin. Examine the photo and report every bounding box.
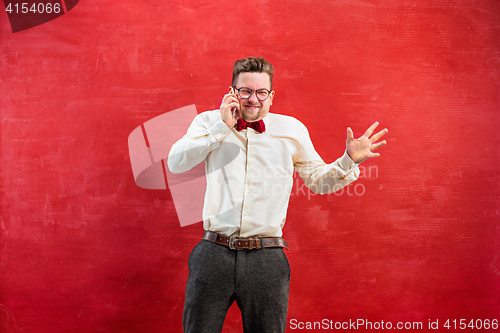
[241,110,261,122]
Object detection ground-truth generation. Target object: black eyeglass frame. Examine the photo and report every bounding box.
[232,86,272,101]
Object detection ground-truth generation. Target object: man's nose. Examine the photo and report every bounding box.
[248,91,259,103]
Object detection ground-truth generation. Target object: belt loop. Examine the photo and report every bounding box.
[260,237,264,250]
[208,231,217,243]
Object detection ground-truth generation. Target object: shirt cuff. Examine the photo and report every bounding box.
[339,150,358,171]
[336,150,360,181]
[208,119,232,143]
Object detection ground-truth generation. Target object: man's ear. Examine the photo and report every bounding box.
[269,91,275,105]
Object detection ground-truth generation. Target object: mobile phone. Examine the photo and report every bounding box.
[230,87,236,115]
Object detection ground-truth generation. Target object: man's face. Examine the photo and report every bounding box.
[233,72,274,122]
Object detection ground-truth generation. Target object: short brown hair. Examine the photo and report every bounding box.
[232,57,275,89]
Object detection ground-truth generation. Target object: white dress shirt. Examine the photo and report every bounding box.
[167,110,360,238]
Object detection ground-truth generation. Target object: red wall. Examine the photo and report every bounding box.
[1,0,499,332]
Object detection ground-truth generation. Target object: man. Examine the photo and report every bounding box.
[168,57,388,333]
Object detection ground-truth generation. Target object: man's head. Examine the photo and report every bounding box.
[231,57,275,122]
[232,57,275,89]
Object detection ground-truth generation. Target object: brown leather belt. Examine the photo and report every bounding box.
[202,230,289,250]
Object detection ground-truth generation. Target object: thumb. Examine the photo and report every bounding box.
[346,127,354,141]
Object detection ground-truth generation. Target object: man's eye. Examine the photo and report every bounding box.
[240,90,252,95]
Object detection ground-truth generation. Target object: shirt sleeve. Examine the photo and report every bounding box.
[293,121,360,194]
[167,111,231,174]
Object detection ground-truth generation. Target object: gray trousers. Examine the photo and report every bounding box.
[183,239,290,333]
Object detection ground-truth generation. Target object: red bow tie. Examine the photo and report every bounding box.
[235,118,266,133]
[236,118,266,133]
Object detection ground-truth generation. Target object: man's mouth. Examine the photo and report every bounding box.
[244,104,260,111]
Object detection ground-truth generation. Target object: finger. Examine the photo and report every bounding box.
[223,96,238,107]
[371,140,387,151]
[346,127,354,141]
[227,101,240,111]
[222,89,237,102]
[363,121,379,138]
[227,86,238,99]
[369,128,388,143]
[222,93,232,104]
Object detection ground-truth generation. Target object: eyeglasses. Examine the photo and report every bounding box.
[232,86,272,101]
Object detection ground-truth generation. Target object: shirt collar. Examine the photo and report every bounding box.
[260,113,271,133]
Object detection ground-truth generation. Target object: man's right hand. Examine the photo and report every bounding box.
[220,86,240,128]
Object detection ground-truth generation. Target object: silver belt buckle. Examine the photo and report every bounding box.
[229,236,243,250]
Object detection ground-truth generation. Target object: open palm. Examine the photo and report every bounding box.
[346,122,388,163]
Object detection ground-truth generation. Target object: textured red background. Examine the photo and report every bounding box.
[1,0,499,332]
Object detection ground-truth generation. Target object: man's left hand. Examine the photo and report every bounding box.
[346,122,388,163]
